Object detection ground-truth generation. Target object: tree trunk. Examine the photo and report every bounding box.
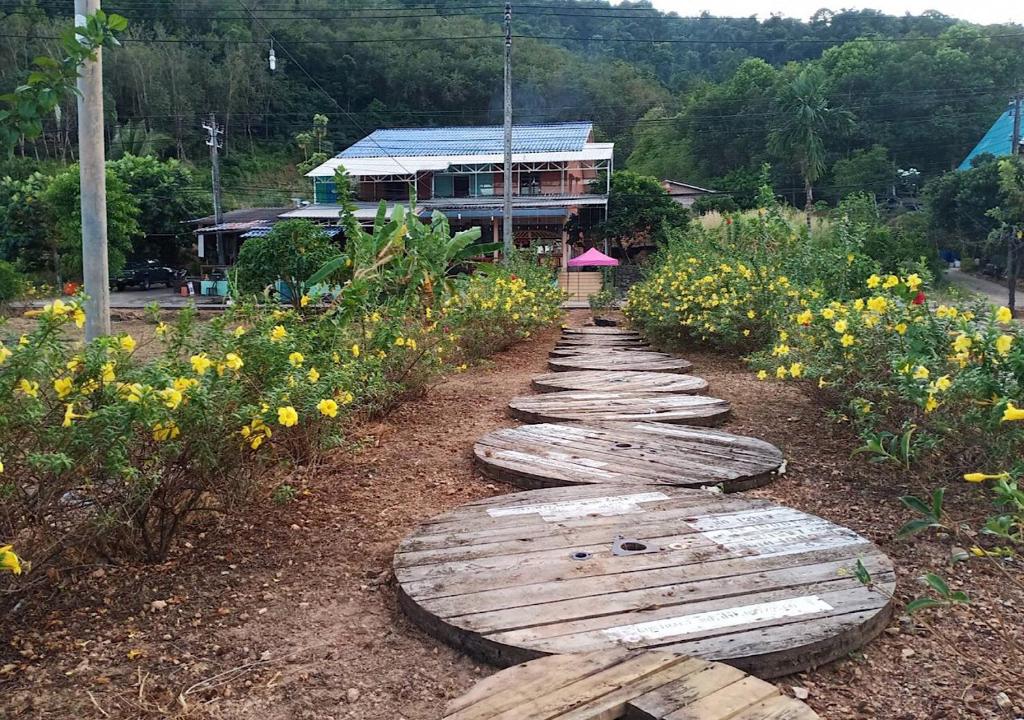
[804,177,814,229]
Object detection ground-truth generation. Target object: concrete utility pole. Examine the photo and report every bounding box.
[203,113,225,265]
[502,0,513,259]
[75,0,110,340]
[1009,93,1023,312]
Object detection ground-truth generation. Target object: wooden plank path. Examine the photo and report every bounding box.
[395,485,895,677]
[550,353,693,374]
[550,347,670,358]
[561,327,642,337]
[556,336,651,348]
[509,392,730,425]
[532,371,708,395]
[442,649,821,720]
[473,422,783,492]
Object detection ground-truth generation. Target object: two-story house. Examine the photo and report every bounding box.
[280,121,613,269]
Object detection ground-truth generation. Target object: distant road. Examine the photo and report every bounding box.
[945,268,1013,308]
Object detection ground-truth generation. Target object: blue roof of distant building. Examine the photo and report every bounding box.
[960,105,1020,170]
[339,122,593,158]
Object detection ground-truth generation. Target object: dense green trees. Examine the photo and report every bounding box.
[597,171,689,255]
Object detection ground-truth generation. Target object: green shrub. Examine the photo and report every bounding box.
[0,261,25,305]
[233,219,339,308]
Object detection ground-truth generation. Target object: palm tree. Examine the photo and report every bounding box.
[769,67,853,226]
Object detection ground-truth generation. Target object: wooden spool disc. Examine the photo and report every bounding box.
[395,484,895,677]
[473,422,783,492]
[442,649,822,720]
[562,327,641,337]
[532,371,708,395]
[557,336,650,348]
[508,392,730,425]
[550,347,667,358]
[550,353,693,374]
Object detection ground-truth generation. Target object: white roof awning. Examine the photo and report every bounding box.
[306,144,615,178]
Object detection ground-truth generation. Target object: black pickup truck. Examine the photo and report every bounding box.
[113,261,186,291]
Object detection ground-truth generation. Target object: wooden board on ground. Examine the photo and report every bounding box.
[474,422,783,492]
[556,336,650,348]
[550,347,666,358]
[396,484,895,677]
[441,649,822,720]
[550,353,693,374]
[562,327,641,337]
[508,392,730,425]
[532,371,708,395]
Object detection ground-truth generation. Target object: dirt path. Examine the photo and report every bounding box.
[4,313,1021,719]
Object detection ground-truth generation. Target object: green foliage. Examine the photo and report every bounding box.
[831,145,896,199]
[233,220,339,307]
[43,163,140,278]
[835,194,939,275]
[923,156,1002,258]
[898,489,948,537]
[906,573,970,615]
[597,171,690,255]
[0,260,25,304]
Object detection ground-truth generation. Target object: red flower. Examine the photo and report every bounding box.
[509,274,518,281]
[912,291,926,305]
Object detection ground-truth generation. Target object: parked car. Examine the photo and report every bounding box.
[113,261,186,291]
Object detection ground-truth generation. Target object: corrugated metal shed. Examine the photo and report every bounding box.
[339,122,593,158]
[960,105,1021,170]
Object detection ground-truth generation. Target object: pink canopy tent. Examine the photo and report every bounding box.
[567,247,619,268]
[566,248,618,301]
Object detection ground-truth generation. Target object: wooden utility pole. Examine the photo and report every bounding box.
[203,113,225,266]
[502,0,513,259]
[75,0,111,340]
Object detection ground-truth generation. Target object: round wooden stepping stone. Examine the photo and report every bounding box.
[508,392,730,425]
[557,336,650,348]
[442,649,822,720]
[474,422,783,491]
[549,346,666,358]
[533,371,708,395]
[550,352,692,374]
[395,484,895,677]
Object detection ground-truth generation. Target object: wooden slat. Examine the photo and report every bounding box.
[549,354,693,374]
[396,486,894,677]
[474,422,783,492]
[562,327,641,336]
[508,392,730,425]
[550,347,666,358]
[532,372,708,395]
[441,650,821,720]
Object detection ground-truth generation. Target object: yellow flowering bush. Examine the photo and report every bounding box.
[0,205,561,578]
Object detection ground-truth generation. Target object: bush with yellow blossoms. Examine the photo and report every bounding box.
[0,204,562,580]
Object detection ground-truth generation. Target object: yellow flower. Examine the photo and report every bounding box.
[833,319,848,333]
[934,375,952,392]
[963,472,1010,483]
[152,421,180,442]
[249,435,264,450]
[351,343,360,358]
[795,309,812,325]
[853,298,865,311]
[895,322,908,335]
[1002,402,1024,422]
[0,545,22,575]
[905,274,923,291]
[775,366,788,379]
[270,325,288,342]
[190,354,213,375]
[158,387,183,410]
[866,296,887,313]
[952,334,972,353]
[747,309,757,320]
[771,344,789,357]
[407,338,417,351]
[173,377,198,392]
[317,398,338,418]
[17,378,39,398]
[72,307,86,328]
[936,305,957,319]
[821,308,836,320]
[62,403,84,427]
[234,325,247,338]
[338,390,354,405]
[307,367,320,383]
[757,370,768,381]
[300,294,311,307]
[912,365,930,380]
[840,334,855,347]
[155,322,169,337]
[882,274,899,289]
[394,337,406,347]
[996,334,1014,355]
[52,376,73,399]
[789,362,803,378]
[996,306,1013,323]
[18,335,28,346]
[924,394,939,413]
[277,406,298,427]
[287,351,304,367]
[225,352,244,371]
[119,335,136,353]
[866,274,881,289]
[0,345,11,364]
[818,377,829,388]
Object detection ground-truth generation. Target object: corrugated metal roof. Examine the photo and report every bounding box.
[960,105,1021,170]
[339,122,593,158]
[240,225,344,239]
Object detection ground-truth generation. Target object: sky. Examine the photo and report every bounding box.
[648,0,1021,25]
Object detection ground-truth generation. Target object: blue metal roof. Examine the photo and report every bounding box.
[340,122,593,158]
[418,207,569,220]
[960,105,1020,170]
[240,225,343,239]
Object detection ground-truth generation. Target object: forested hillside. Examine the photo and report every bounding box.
[1,0,1023,207]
